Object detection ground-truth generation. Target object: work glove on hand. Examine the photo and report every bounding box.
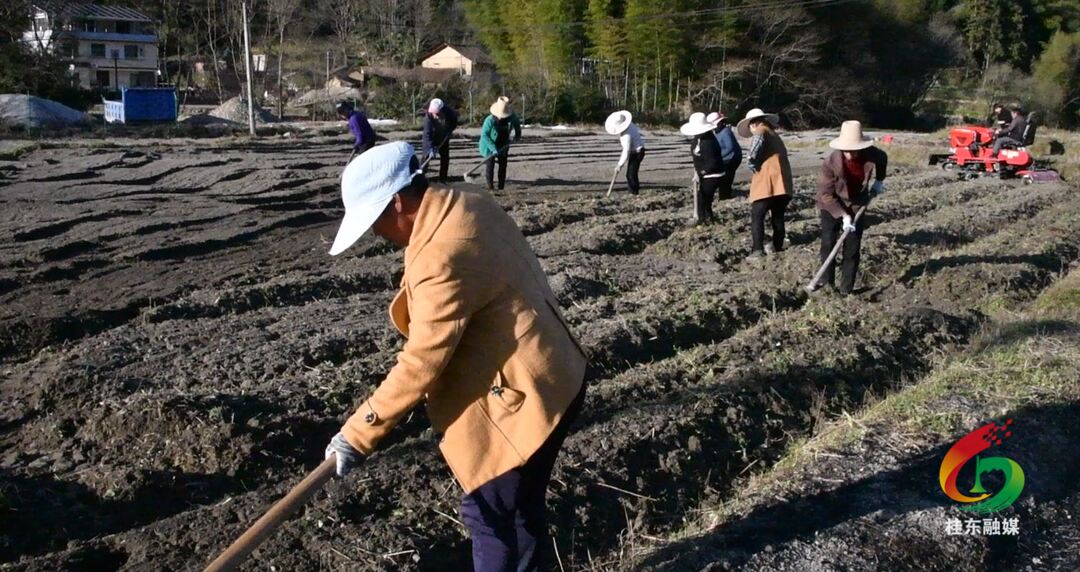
[325,432,364,478]
[426,149,436,160]
[842,214,857,234]
[871,180,884,195]
[614,164,623,174]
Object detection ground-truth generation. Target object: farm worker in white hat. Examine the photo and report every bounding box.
[478,96,522,191]
[681,112,725,225]
[422,98,459,183]
[737,108,792,261]
[605,110,646,195]
[325,141,587,571]
[706,111,743,200]
[815,120,888,295]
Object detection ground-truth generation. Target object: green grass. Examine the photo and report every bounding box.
[658,266,1080,541]
[0,141,39,160]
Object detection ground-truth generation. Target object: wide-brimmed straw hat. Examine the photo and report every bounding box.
[329,142,420,256]
[828,120,874,151]
[605,110,633,135]
[680,112,715,137]
[736,108,779,138]
[490,96,512,119]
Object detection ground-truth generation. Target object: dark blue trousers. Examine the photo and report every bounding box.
[459,386,585,572]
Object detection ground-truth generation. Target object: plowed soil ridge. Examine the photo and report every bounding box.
[0,130,1076,571]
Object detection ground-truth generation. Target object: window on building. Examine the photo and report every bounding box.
[91,43,106,57]
[124,45,139,59]
[81,20,95,33]
[116,21,131,34]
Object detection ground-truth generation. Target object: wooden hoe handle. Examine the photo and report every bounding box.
[805,205,867,293]
[204,456,337,572]
[605,167,621,197]
[463,143,512,180]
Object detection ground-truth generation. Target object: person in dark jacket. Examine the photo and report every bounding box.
[479,96,522,191]
[422,98,459,183]
[337,101,376,161]
[991,106,1028,154]
[815,120,887,295]
[681,112,725,225]
[707,111,742,200]
[988,103,1011,129]
[737,108,792,260]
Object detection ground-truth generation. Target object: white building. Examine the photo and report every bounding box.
[24,4,159,90]
[420,44,493,78]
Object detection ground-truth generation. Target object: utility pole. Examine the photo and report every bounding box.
[242,1,256,136]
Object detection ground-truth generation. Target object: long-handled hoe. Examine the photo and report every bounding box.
[605,165,622,197]
[805,205,867,293]
[204,457,337,571]
[462,143,512,184]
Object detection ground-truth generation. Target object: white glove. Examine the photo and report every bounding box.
[842,214,857,234]
[871,180,884,195]
[325,432,364,478]
[615,164,623,174]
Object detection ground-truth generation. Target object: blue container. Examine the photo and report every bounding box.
[104,87,177,123]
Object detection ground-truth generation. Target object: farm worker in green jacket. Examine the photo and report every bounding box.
[479,96,522,191]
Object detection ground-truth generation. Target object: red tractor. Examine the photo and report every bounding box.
[929,122,1059,184]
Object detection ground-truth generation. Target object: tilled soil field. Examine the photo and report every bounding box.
[0,127,1077,571]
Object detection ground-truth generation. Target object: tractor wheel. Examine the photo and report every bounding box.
[942,162,955,171]
[1022,175,1034,185]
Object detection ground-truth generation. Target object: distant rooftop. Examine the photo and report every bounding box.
[424,44,492,65]
[64,3,154,22]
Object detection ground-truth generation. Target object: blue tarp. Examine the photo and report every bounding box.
[104,87,177,123]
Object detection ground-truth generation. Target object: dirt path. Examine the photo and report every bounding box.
[0,128,1076,571]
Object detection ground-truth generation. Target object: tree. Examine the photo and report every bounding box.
[268,0,300,117]
[958,0,1028,71]
[1032,30,1080,126]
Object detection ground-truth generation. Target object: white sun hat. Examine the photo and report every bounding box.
[490,96,512,119]
[705,111,725,126]
[329,142,420,256]
[428,98,444,114]
[736,108,780,139]
[605,110,633,135]
[829,120,874,151]
[680,112,715,137]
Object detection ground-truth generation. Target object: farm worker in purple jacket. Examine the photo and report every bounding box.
[337,101,376,162]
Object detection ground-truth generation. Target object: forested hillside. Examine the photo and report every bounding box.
[1,0,1077,127]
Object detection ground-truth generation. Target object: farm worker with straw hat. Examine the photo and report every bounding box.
[681,112,726,225]
[605,110,646,195]
[324,141,587,571]
[706,111,743,200]
[738,108,792,261]
[336,101,376,162]
[422,98,459,183]
[479,96,522,191]
[815,120,888,295]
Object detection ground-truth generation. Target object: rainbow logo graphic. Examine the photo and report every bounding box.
[938,419,1025,514]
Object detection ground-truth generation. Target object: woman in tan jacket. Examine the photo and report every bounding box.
[737,108,793,261]
[324,142,587,571]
